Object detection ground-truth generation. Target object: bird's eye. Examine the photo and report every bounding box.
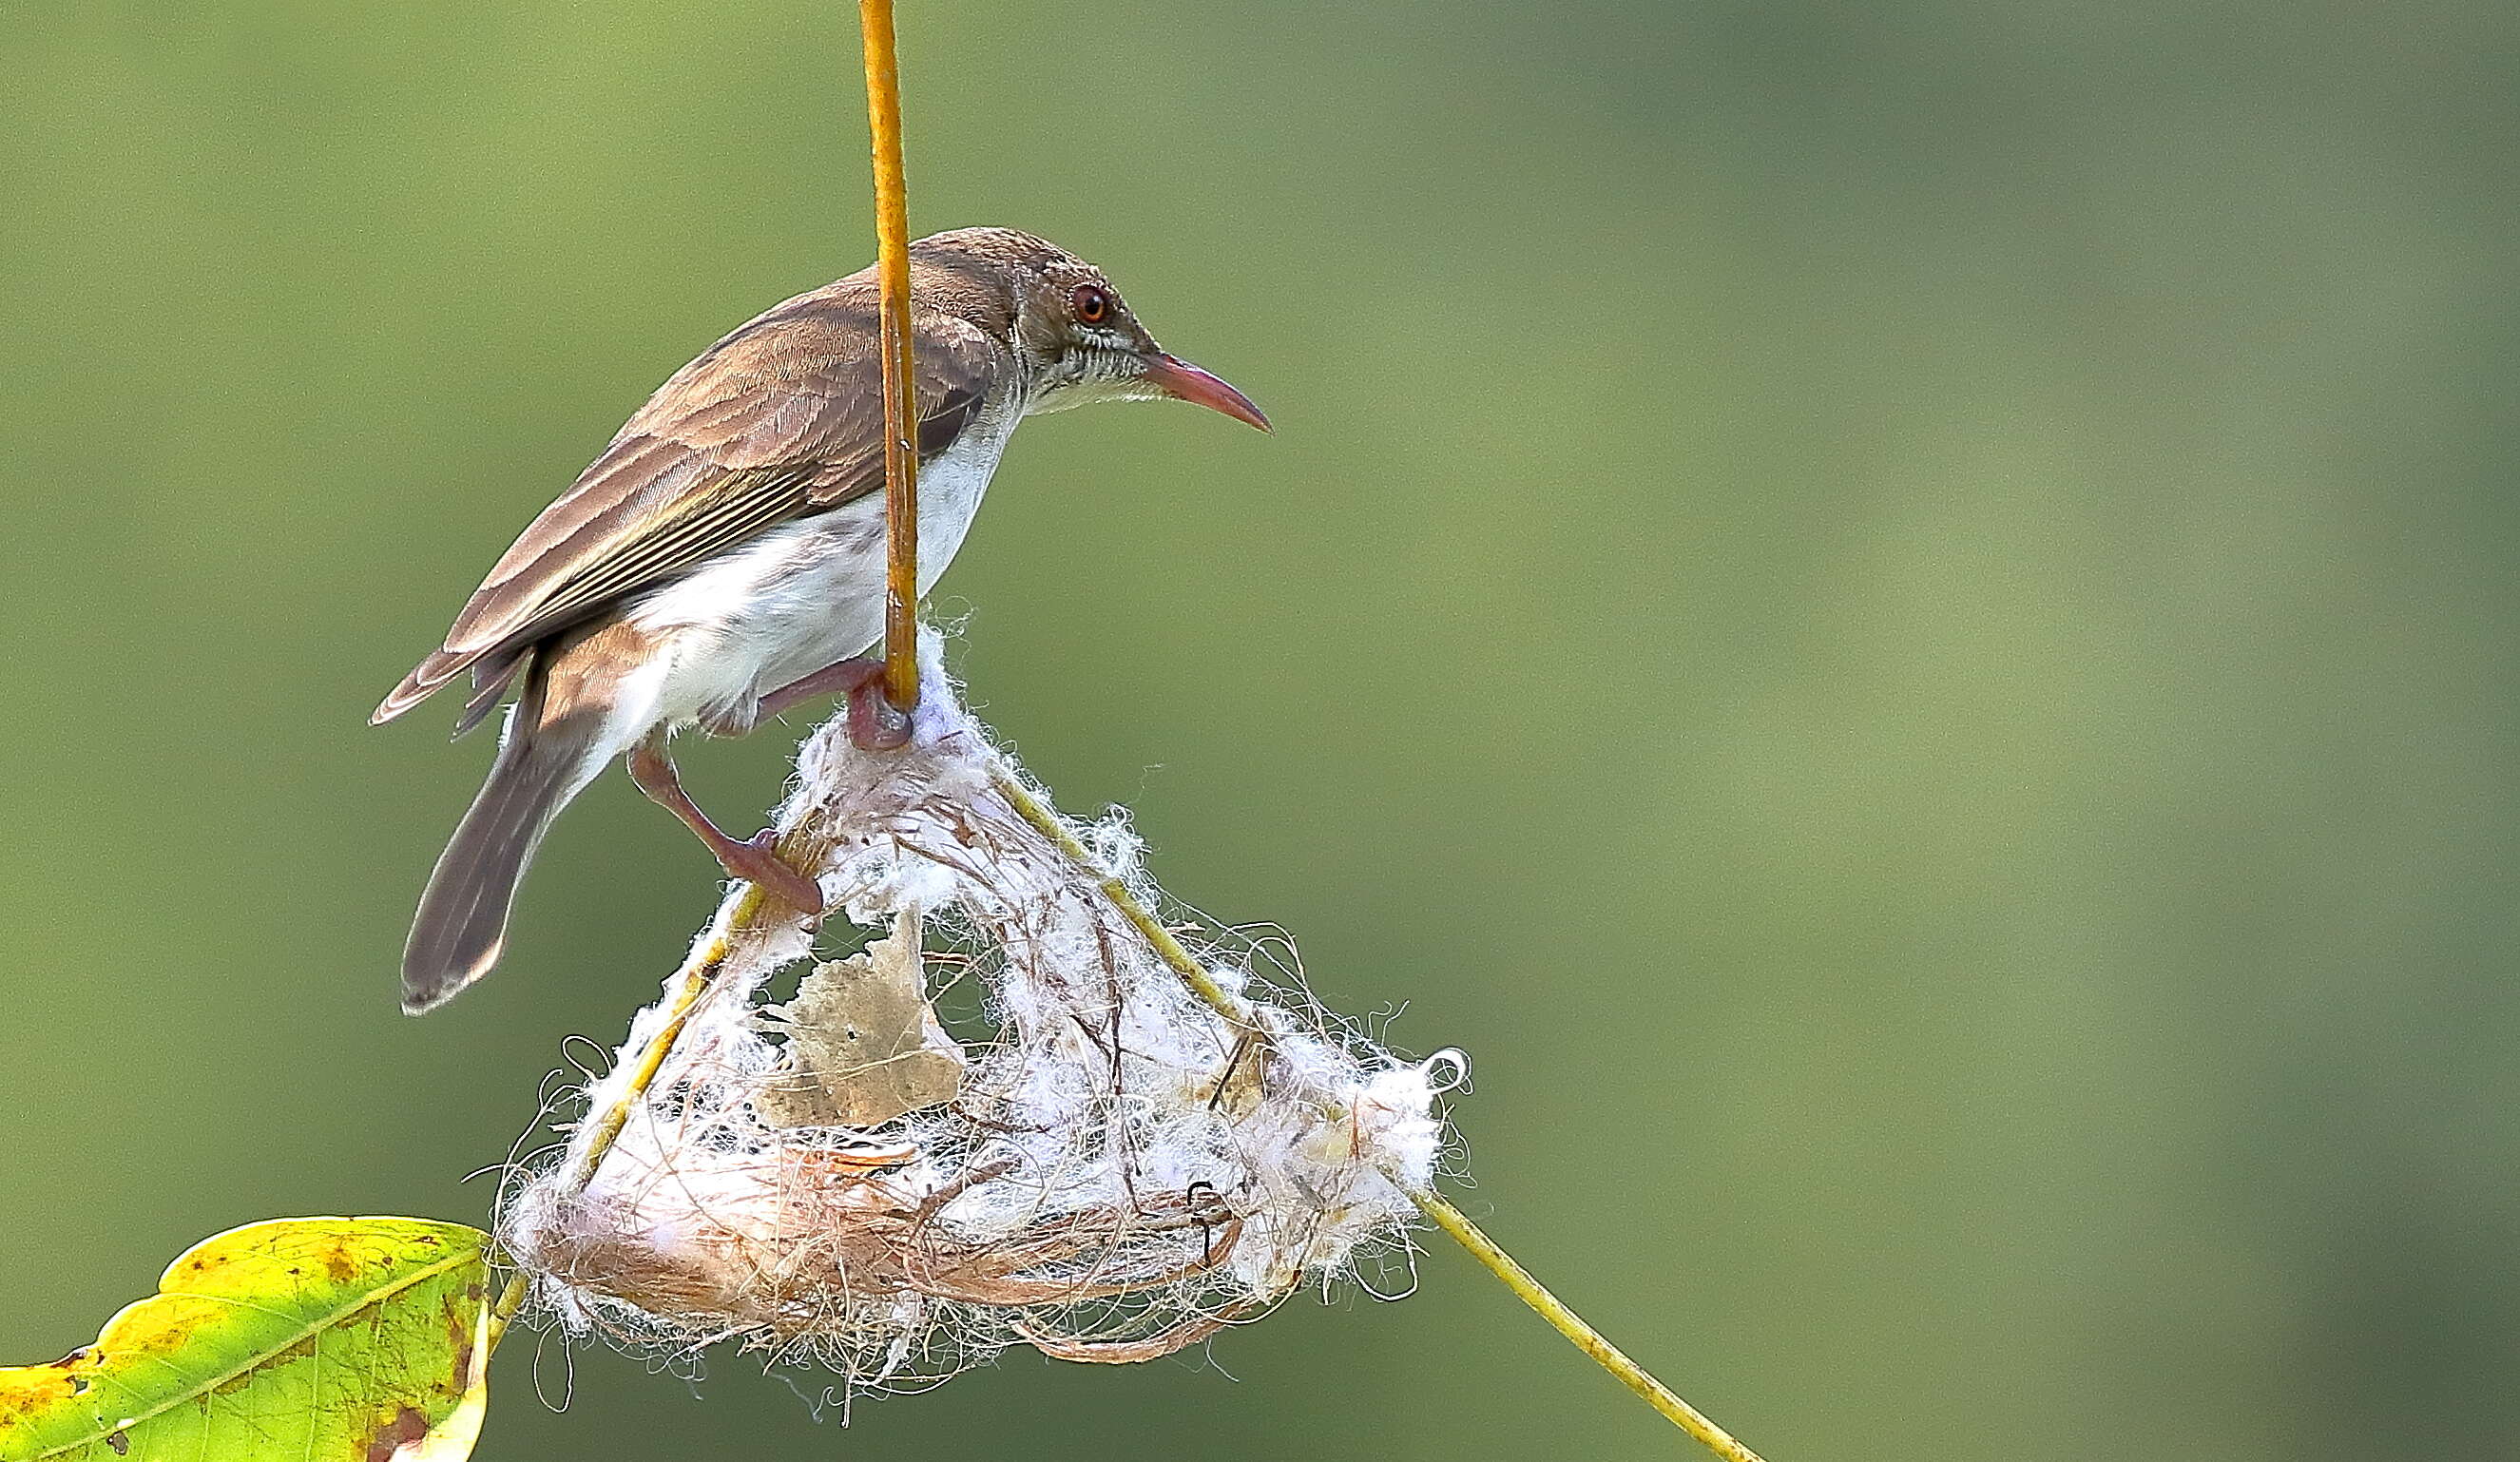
[1071,284,1111,325]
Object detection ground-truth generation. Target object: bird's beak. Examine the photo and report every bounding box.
[1141,353,1271,433]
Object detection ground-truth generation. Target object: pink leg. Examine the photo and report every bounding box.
[625,735,825,913]
[757,656,912,751]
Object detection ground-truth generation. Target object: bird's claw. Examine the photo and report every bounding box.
[719,831,825,914]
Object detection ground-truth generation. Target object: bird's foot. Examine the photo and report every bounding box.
[758,656,912,751]
[715,828,826,914]
[846,674,913,751]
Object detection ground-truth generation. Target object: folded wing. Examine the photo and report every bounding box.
[374,283,1001,725]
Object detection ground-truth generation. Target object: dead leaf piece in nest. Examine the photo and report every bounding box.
[757,912,965,1128]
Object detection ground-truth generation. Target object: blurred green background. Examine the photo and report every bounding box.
[5,1,2516,1457]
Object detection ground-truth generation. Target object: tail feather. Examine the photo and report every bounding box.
[400,678,611,1013]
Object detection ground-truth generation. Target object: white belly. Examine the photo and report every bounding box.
[624,402,1017,731]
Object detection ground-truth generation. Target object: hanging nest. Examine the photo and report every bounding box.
[497,634,1467,1395]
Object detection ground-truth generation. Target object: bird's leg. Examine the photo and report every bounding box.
[754,656,885,721]
[756,656,913,751]
[625,734,825,913]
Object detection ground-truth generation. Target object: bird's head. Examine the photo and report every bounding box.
[914,227,1270,432]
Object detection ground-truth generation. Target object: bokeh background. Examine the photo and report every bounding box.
[6,2,2517,1457]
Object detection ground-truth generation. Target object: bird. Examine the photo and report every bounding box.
[373,227,1268,1014]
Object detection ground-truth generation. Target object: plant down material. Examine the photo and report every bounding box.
[499,635,1464,1393]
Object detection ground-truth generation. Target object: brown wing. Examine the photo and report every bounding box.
[374,282,1005,725]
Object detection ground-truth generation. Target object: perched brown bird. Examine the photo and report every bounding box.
[375,227,1267,1013]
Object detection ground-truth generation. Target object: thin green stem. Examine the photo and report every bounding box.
[478,908,747,1364]
[987,764,1254,1029]
[1408,1184,1768,1462]
[483,1271,529,1356]
[567,886,769,1189]
[986,765,1766,1458]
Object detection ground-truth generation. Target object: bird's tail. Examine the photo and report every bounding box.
[400,664,612,1013]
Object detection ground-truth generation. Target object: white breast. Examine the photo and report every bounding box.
[625,395,1022,732]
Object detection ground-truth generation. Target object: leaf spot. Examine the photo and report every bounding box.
[366,1404,431,1462]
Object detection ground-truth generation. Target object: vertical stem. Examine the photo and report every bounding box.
[859,0,919,713]
[539,0,921,1289]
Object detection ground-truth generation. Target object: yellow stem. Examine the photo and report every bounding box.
[986,765,1765,1458]
[567,886,768,1189]
[485,0,910,1354]
[476,911,751,1363]
[859,0,920,715]
[529,0,923,1212]
[988,764,1252,1027]
[483,1271,529,1355]
[1409,1185,1768,1462]
[502,0,911,1284]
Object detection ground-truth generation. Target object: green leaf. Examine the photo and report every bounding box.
[0,1217,496,1462]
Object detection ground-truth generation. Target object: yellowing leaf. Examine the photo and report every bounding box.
[0,1217,495,1462]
